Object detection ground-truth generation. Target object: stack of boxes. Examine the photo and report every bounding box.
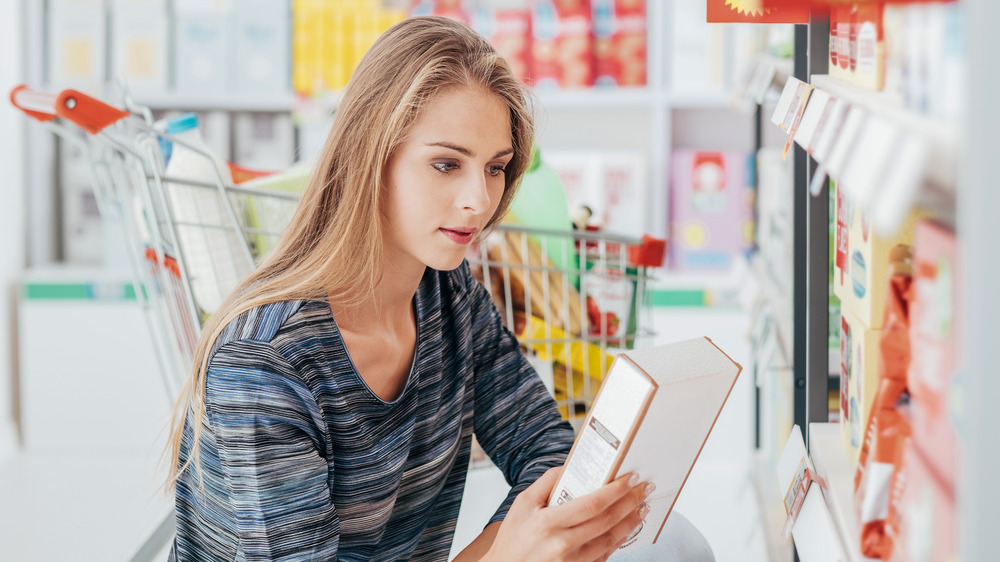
[419,0,647,89]
[832,181,919,466]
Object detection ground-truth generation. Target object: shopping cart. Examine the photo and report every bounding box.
[10,83,665,433]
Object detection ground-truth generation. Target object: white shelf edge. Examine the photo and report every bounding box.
[808,74,957,193]
[752,451,794,562]
[132,92,298,112]
[533,87,665,109]
[808,422,879,562]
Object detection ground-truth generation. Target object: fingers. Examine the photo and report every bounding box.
[574,495,652,561]
[546,472,642,528]
[568,479,653,545]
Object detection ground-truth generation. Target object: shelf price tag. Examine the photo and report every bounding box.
[840,115,900,211]
[793,88,832,154]
[771,76,805,129]
[808,98,849,197]
[824,106,867,181]
[782,83,815,160]
[871,135,931,236]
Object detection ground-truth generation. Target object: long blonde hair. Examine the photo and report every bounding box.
[166,16,535,489]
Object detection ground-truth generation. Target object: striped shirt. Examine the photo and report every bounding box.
[170,261,575,561]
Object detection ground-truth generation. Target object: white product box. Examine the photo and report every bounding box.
[111,5,168,96]
[233,112,296,171]
[232,0,291,94]
[173,8,232,94]
[544,151,646,238]
[48,0,107,94]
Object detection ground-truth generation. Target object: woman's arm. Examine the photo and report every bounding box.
[199,340,340,560]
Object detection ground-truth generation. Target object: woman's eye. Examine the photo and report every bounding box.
[432,161,458,174]
[487,165,506,177]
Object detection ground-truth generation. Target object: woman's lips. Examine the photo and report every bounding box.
[440,228,476,244]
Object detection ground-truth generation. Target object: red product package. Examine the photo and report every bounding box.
[473,9,532,84]
[530,0,594,89]
[853,248,912,560]
[409,0,470,24]
[889,442,959,562]
[908,220,959,488]
[592,0,646,87]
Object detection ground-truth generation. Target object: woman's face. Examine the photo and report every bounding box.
[384,85,514,275]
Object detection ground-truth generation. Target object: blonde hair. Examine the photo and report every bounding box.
[165,16,535,489]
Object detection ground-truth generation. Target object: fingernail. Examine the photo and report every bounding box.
[628,472,639,486]
[639,503,651,517]
[644,482,656,497]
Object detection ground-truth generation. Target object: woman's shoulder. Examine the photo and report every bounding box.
[210,299,328,361]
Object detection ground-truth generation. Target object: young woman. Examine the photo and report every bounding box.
[165,16,681,562]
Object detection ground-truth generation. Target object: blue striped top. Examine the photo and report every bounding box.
[170,261,575,561]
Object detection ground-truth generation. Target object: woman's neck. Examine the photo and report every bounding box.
[331,260,424,334]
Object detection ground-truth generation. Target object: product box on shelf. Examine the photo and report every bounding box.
[530,0,594,89]
[47,0,107,95]
[890,441,958,562]
[668,150,754,271]
[908,219,959,489]
[839,308,880,468]
[591,0,646,87]
[471,8,532,84]
[833,181,918,330]
[543,150,646,238]
[174,2,232,94]
[110,2,168,96]
[232,0,291,95]
[828,3,885,91]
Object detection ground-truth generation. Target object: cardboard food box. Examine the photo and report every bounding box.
[548,337,741,551]
[174,4,232,94]
[908,220,959,488]
[233,0,291,95]
[669,150,755,271]
[592,0,646,87]
[839,308,880,468]
[530,0,594,89]
[472,8,532,84]
[833,181,918,330]
[850,3,885,91]
[48,0,107,95]
[890,442,958,562]
[111,1,168,96]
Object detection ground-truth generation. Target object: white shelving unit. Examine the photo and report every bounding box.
[752,2,994,558]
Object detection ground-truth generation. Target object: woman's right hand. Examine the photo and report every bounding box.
[485,467,654,561]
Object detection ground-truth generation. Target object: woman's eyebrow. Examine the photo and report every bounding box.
[426,142,514,160]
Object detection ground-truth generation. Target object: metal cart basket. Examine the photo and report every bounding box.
[11,84,662,431]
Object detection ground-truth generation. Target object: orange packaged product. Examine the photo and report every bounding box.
[473,8,532,84]
[853,252,912,560]
[889,441,959,562]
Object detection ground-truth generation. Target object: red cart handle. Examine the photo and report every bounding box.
[10,84,129,134]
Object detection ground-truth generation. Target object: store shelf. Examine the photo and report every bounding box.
[809,75,957,190]
[808,423,879,562]
[752,451,794,562]
[534,87,663,109]
[130,91,299,112]
[668,90,734,109]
